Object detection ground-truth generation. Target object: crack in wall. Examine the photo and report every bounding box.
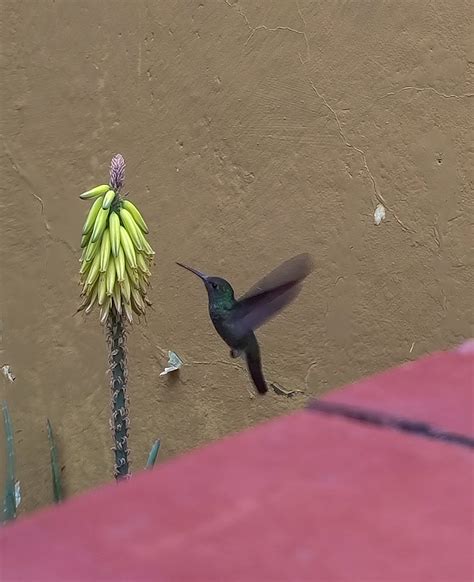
[295,0,307,29]
[4,142,50,235]
[377,86,474,102]
[3,142,76,255]
[304,361,318,392]
[299,57,412,233]
[221,3,412,233]
[224,0,310,62]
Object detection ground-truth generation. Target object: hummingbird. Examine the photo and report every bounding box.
[176,253,314,395]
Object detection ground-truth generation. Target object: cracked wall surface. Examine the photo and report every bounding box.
[0,0,473,514]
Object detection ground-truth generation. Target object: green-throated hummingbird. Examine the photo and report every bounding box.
[176,253,313,395]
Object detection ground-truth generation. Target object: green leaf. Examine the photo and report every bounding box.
[46,419,63,503]
[2,401,16,523]
[146,439,161,469]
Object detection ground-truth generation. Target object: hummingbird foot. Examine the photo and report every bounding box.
[230,349,242,359]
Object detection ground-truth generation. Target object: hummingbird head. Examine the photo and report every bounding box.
[176,262,236,309]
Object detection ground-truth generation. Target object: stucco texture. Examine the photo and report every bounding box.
[1,1,473,514]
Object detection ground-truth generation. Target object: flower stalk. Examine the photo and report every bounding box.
[78,153,155,480]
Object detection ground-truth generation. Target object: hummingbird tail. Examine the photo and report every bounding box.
[245,337,268,395]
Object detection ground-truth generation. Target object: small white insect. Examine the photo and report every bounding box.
[1,365,15,383]
[374,204,386,225]
[160,351,183,376]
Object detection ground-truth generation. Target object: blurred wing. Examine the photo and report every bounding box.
[238,253,314,300]
[231,253,314,338]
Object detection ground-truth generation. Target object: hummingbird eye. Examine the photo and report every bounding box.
[211,282,218,289]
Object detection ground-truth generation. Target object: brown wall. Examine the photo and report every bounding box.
[1,1,472,514]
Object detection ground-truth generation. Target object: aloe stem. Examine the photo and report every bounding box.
[106,154,131,481]
[106,306,130,480]
[2,401,16,522]
[46,419,63,502]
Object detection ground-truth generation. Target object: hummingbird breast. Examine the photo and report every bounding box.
[209,309,249,351]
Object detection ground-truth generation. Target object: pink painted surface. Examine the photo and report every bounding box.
[322,343,474,436]
[1,345,473,582]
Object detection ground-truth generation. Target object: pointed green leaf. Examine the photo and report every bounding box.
[46,419,63,503]
[2,401,16,522]
[146,439,161,469]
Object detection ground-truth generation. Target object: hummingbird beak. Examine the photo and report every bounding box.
[176,262,208,282]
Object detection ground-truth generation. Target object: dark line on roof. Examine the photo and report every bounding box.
[307,400,474,449]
